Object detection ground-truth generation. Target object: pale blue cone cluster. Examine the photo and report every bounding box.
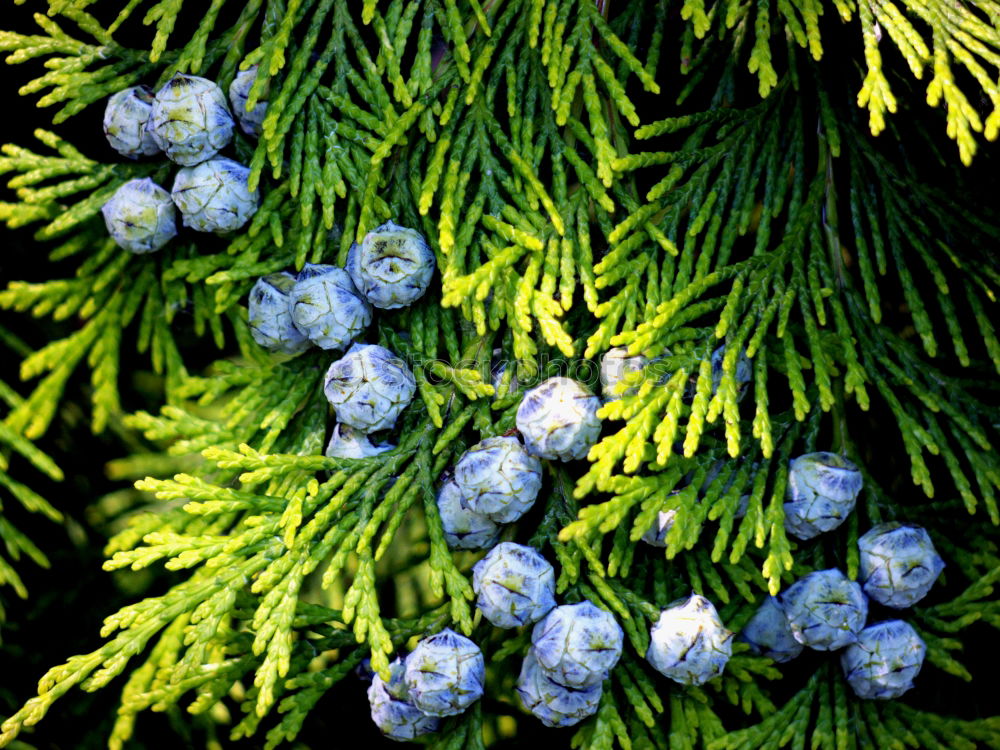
[101,72,259,253]
[101,178,177,254]
[347,220,436,309]
[513,600,622,728]
[738,517,939,701]
[840,620,926,700]
[248,263,371,355]
[436,477,500,550]
[725,450,937,700]
[324,343,416,432]
[738,596,803,663]
[403,629,485,717]
[516,377,602,461]
[242,223,430,467]
[784,452,864,540]
[472,542,556,628]
[367,658,441,741]
[646,594,733,685]
[443,371,599,550]
[438,433,540,550]
[858,522,945,608]
[454,436,542,523]
[461,375,618,728]
[367,632,485,740]
[780,569,868,651]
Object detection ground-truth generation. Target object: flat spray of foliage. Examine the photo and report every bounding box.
[0,327,64,632]
[1,0,1000,747]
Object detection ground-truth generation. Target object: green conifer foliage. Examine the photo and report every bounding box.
[1,0,999,747]
[0,328,64,636]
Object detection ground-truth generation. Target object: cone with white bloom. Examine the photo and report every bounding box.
[454,436,542,523]
[784,452,864,540]
[436,478,500,551]
[228,65,268,137]
[739,596,803,663]
[600,347,649,401]
[516,377,602,461]
[290,263,372,351]
[516,650,602,728]
[858,522,945,609]
[101,178,176,254]
[841,620,926,700]
[347,220,436,309]
[531,601,623,688]
[103,86,160,158]
[171,157,259,233]
[646,594,733,685]
[324,344,416,432]
[780,569,868,651]
[472,543,556,628]
[367,658,440,741]
[248,273,311,355]
[325,423,393,459]
[403,629,485,717]
[147,73,234,165]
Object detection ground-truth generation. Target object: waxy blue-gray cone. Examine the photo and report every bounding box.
[101,178,176,254]
[147,73,234,165]
[600,347,649,401]
[641,510,678,547]
[228,65,268,137]
[472,543,556,628]
[347,220,435,309]
[784,452,863,540]
[403,629,485,717]
[780,569,868,651]
[710,345,752,400]
[516,377,602,461]
[171,157,258,234]
[367,658,440,741]
[858,522,945,609]
[248,273,310,355]
[646,594,733,685]
[531,601,623,688]
[436,478,500,551]
[324,344,416,432]
[324,423,393,459]
[739,596,803,663]
[290,263,371,351]
[516,650,602,728]
[454,436,542,524]
[103,86,159,158]
[841,620,926,700]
